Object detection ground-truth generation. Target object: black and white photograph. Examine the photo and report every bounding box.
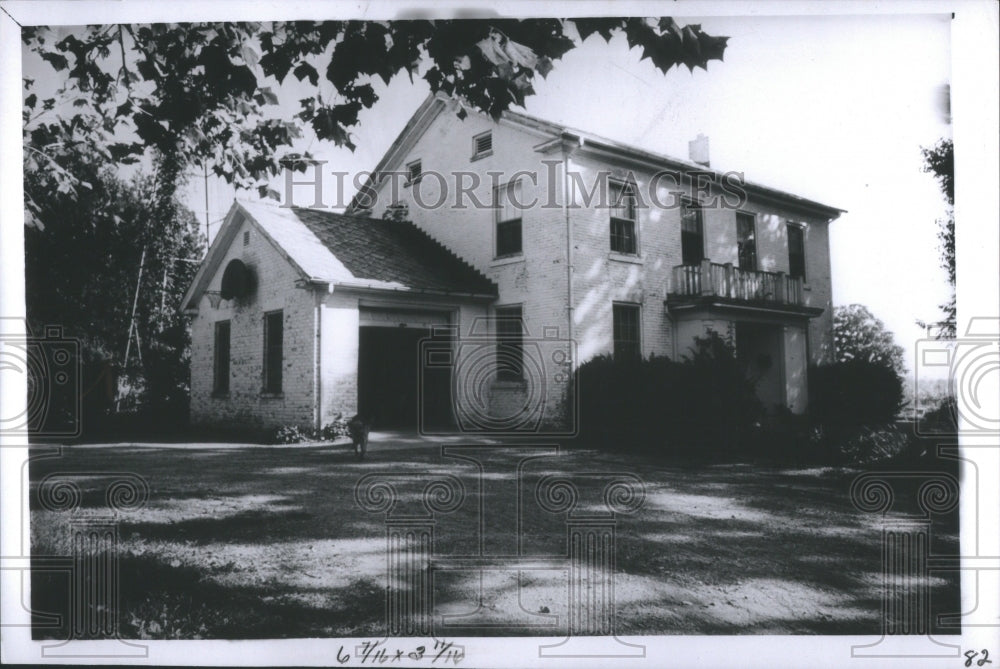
[1,1,997,667]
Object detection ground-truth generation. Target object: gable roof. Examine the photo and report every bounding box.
[181,199,497,312]
[290,206,497,296]
[348,93,845,219]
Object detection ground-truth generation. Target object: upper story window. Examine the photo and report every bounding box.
[406,159,422,186]
[613,303,641,361]
[263,310,284,394]
[243,230,250,246]
[472,131,493,159]
[609,180,637,255]
[495,305,524,381]
[494,179,523,258]
[787,223,806,280]
[736,212,758,271]
[681,200,704,265]
[213,320,230,395]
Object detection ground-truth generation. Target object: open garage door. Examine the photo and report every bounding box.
[357,308,453,429]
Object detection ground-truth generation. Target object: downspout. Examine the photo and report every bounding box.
[563,147,574,362]
[313,288,323,431]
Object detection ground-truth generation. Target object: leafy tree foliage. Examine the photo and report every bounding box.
[812,308,908,460]
[809,362,905,430]
[24,145,203,429]
[22,19,728,221]
[833,304,906,377]
[919,138,955,337]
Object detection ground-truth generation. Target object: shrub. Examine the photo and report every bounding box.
[676,331,763,452]
[320,413,352,441]
[838,424,913,465]
[922,395,957,432]
[271,414,353,444]
[809,360,904,431]
[272,425,309,444]
[746,406,820,463]
[574,331,762,458]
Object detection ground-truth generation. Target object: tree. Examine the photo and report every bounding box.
[814,305,907,439]
[809,361,905,431]
[833,304,906,377]
[919,138,955,337]
[22,19,728,220]
[24,145,203,429]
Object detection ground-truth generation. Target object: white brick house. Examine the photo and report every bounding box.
[183,94,842,432]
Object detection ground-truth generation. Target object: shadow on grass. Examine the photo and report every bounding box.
[119,509,317,545]
[28,441,961,637]
[32,552,387,640]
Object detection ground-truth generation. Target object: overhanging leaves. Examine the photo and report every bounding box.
[23,18,728,214]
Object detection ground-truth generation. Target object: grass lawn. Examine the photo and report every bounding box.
[29,432,960,638]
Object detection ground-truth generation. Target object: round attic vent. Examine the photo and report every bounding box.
[220,259,256,300]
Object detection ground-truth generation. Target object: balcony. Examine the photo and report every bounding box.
[668,260,811,311]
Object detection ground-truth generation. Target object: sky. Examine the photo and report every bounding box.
[187,13,953,381]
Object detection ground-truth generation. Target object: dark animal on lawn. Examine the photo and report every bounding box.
[347,415,369,460]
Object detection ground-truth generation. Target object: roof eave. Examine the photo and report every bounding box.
[574,135,845,220]
[346,94,447,213]
[333,281,498,302]
[178,201,243,314]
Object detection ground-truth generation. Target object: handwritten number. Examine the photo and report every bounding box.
[967,650,994,667]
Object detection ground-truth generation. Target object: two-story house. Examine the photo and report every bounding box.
[182,93,842,434]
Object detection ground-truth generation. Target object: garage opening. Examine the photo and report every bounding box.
[357,308,454,429]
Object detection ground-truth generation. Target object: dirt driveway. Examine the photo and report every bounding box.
[28,432,960,638]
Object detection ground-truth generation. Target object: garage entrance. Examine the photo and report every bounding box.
[357,308,454,429]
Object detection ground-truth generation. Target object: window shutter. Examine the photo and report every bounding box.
[214,321,230,394]
[264,311,283,393]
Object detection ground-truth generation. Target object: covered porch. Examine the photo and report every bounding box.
[670,307,816,414]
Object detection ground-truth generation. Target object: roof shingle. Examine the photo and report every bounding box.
[274,205,497,296]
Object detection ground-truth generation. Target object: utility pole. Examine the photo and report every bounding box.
[117,247,146,412]
[203,164,210,247]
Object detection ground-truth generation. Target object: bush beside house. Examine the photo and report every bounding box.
[271,414,352,444]
[809,360,905,430]
[807,359,908,464]
[572,330,917,465]
[573,331,763,459]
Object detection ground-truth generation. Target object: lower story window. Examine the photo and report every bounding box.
[613,303,641,361]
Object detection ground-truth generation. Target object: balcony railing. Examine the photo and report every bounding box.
[670,260,805,306]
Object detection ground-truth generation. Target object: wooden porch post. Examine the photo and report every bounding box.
[700,259,714,296]
[723,263,734,299]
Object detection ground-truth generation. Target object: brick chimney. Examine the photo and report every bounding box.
[688,133,710,168]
